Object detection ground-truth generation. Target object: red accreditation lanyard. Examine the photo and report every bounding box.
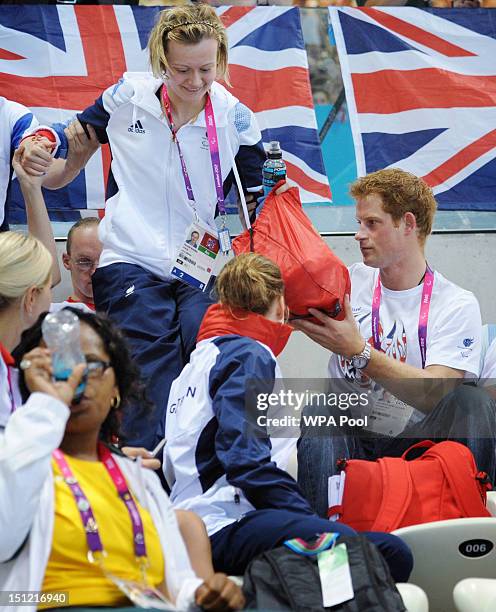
[0,342,16,414]
[161,87,227,219]
[371,265,434,369]
[52,442,147,564]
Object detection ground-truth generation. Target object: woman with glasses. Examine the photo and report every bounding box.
[163,253,413,583]
[0,307,244,611]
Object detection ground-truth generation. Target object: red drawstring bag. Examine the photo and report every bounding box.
[232,187,350,320]
[329,440,493,532]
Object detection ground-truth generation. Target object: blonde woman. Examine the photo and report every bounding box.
[0,230,55,426]
[163,253,413,583]
[21,4,266,448]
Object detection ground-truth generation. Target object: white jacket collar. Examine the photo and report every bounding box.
[122,72,236,128]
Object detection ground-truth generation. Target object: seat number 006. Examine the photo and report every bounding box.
[458,539,493,558]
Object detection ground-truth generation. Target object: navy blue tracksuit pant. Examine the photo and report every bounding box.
[92,262,213,448]
[210,509,413,583]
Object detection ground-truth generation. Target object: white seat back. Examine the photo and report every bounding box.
[397,583,429,612]
[454,578,496,612]
[393,518,496,612]
[487,491,496,517]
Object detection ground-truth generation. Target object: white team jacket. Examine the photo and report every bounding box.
[73,75,264,279]
[0,392,202,611]
[0,358,21,429]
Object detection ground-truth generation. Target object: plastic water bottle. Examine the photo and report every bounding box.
[42,310,87,401]
[262,141,286,197]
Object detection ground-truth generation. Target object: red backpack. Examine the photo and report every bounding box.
[329,441,493,532]
[232,187,350,320]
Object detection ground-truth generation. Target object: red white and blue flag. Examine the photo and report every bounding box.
[0,5,330,223]
[330,7,496,211]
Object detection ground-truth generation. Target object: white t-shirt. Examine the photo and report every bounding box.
[481,341,496,381]
[328,263,482,435]
[49,301,94,314]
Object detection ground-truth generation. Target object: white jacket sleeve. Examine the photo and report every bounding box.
[141,469,203,611]
[0,393,68,561]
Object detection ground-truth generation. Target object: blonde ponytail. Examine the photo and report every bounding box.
[0,232,52,310]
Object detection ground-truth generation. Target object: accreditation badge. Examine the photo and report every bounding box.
[104,570,175,610]
[170,220,222,292]
[363,390,415,437]
[317,544,354,607]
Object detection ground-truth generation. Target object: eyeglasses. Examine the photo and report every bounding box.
[85,359,112,380]
[72,258,98,272]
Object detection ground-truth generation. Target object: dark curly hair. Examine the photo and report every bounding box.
[13,307,153,444]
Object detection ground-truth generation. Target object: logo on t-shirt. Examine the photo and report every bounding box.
[128,120,145,134]
[375,320,407,363]
[458,337,475,359]
[338,313,408,384]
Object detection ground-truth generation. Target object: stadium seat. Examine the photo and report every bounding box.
[487,492,496,517]
[396,583,429,612]
[393,518,496,612]
[453,578,496,612]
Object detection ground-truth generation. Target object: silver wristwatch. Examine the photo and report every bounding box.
[350,342,371,370]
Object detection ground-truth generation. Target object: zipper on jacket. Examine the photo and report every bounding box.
[165,126,174,255]
[233,487,240,504]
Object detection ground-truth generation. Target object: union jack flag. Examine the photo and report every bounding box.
[0,5,331,223]
[329,7,496,211]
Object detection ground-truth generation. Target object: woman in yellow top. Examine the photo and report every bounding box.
[0,307,244,611]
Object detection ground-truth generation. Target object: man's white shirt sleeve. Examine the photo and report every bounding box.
[425,289,481,377]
